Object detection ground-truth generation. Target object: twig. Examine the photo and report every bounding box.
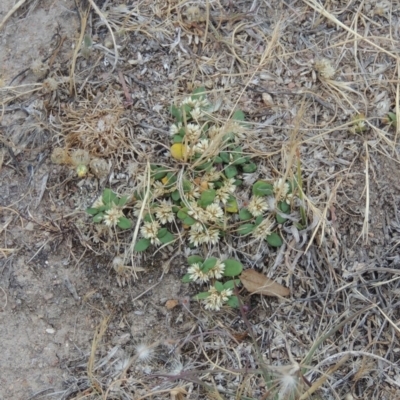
[0,0,27,31]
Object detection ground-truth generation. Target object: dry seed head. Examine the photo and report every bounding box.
[76,164,89,178]
[315,58,336,80]
[135,343,154,363]
[30,59,49,79]
[51,147,69,165]
[184,6,206,22]
[89,158,109,178]
[42,77,58,93]
[70,149,90,167]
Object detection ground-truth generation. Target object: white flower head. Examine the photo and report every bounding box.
[273,178,290,201]
[215,188,230,204]
[201,228,220,245]
[103,206,123,227]
[205,203,224,221]
[189,226,204,247]
[169,122,182,136]
[248,195,269,217]
[252,217,274,240]
[185,185,200,201]
[207,125,221,139]
[190,106,202,120]
[152,181,166,198]
[92,196,104,209]
[193,139,209,154]
[223,178,237,194]
[187,202,207,222]
[185,123,202,142]
[203,286,232,311]
[187,263,210,284]
[210,260,225,279]
[141,220,161,245]
[155,199,174,224]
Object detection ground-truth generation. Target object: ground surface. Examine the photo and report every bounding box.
[1,1,400,400]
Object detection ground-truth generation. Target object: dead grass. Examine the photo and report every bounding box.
[2,0,400,399]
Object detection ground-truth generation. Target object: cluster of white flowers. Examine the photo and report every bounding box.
[103,205,123,227]
[273,178,290,202]
[187,260,225,284]
[248,195,269,217]
[141,220,161,245]
[215,178,236,204]
[203,286,233,311]
[155,199,174,224]
[252,217,274,240]
[189,224,220,247]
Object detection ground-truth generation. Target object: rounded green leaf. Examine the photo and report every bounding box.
[232,110,245,121]
[242,162,257,173]
[102,188,118,204]
[223,279,241,290]
[226,296,239,308]
[134,238,151,252]
[224,259,243,276]
[173,134,183,143]
[159,231,175,244]
[199,189,216,207]
[157,227,168,238]
[171,190,181,201]
[276,213,287,224]
[117,217,132,229]
[214,156,223,163]
[181,273,193,283]
[219,152,230,164]
[202,257,218,272]
[86,207,99,215]
[237,223,255,235]
[225,165,238,179]
[194,291,211,300]
[279,201,290,213]
[266,232,283,247]
[239,208,252,221]
[92,213,104,223]
[187,255,204,265]
[183,216,196,226]
[118,195,129,207]
[252,181,273,196]
[214,281,224,292]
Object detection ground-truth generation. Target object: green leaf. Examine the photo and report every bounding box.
[96,205,109,212]
[232,110,245,121]
[159,231,175,244]
[192,86,206,100]
[226,296,240,308]
[157,227,168,238]
[239,208,252,221]
[171,190,180,201]
[225,195,238,213]
[134,238,151,252]
[183,180,192,192]
[118,196,129,207]
[279,201,290,213]
[224,259,243,276]
[183,216,196,226]
[255,215,264,226]
[214,156,223,163]
[199,189,216,207]
[225,165,238,179]
[117,217,132,229]
[223,279,241,290]
[237,223,255,235]
[252,181,273,196]
[151,167,169,181]
[202,257,218,272]
[102,188,118,204]
[143,213,153,222]
[173,134,183,143]
[164,173,177,188]
[194,161,213,172]
[170,104,182,122]
[194,291,211,300]
[242,162,257,173]
[86,207,99,215]
[92,213,104,223]
[187,255,204,265]
[214,281,224,292]
[219,152,230,164]
[181,273,193,283]
[266,232,283,247]
[276,213,287,224]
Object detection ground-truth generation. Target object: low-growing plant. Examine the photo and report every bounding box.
[86,188,132,229]
[131,88,305,253]
[181,255,243,310]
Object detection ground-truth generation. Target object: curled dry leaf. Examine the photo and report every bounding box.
[165,299,179,310]
[240,269,290,297]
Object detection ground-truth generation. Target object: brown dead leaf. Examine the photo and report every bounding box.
[240,269,290,297]
[165,299,179,310]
